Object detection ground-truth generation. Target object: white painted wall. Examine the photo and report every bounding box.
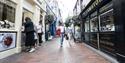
[42,12,46,42]
[23,0,34,13]
[33,5,40,25]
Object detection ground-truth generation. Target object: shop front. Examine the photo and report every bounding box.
[0,0,23,59]
[80,0,125,62]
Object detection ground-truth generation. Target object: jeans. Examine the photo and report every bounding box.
[60,32,64,46]
[38,33,43,43]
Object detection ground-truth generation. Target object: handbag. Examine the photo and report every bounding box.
[65,34,69,40]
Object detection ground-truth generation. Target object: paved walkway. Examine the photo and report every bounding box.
[0,38,111,63]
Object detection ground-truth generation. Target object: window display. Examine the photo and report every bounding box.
[100,9,114,32]
[0,0,16,30]
[85,21,89,32]
[84,17,90,42]
[90,17,98,32]
[99,3,115,56]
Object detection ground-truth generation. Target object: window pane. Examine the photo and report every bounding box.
[85,21,89,32]
[100,9,114,32]
[0,0,16,30]
[90,17,98,32]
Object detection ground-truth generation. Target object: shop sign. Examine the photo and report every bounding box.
[0,32,17,52]
[87,0,103,12]
[82,0,104,16]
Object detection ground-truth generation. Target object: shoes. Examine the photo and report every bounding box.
[39,43,42,46]
[29,48,35,52]
[60,45,63,47]
[25,48,30,52]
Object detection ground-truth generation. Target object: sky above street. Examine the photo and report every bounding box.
[57,0,77,22]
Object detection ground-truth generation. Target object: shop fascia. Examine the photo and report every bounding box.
[82,0,104,16]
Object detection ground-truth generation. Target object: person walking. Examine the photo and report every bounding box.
[24,17,35,52]
[37,20,43,46]
[65,27,71,46]
[59,23,64,47]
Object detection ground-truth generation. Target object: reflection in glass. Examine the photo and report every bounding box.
[85,21,89,32]
[100,9,114,32]
[90,17,98,32]
[0,1,16,30]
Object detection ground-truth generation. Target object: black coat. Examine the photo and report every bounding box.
[24,21,35,46]
[24,21,34,33]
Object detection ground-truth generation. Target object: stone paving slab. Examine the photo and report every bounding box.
[0,38,111,63]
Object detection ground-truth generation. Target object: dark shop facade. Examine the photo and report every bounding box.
[79,0,125,62]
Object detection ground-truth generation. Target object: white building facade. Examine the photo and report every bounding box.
[0,0,47,59]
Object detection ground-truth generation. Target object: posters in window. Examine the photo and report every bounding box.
[0,32,16,52]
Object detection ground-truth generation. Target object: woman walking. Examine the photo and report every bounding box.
[59,23,64,47]
[24,17,35,52]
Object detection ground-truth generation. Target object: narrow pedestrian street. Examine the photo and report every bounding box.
[0,38,110,63]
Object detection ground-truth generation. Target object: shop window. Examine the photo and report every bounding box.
[85,21,89,32]
[0,1,16,30]
[84,17,90,42]
[90,17,98,32]
[89,12,99,49]
[84,17,90,32]
[100,9,114,32]
[99,1,116,56]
